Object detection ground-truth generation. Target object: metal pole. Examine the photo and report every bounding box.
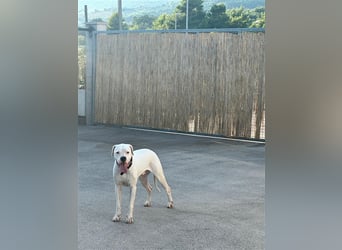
[84,5,88,23]
[175,14,177,30]
[118,0,122,30]
[186,0,189,30]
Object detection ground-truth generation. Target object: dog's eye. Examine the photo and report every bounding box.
[115,152,119,154]
[126,151,130,154]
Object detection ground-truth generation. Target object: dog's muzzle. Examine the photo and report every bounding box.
[117,157,133,175]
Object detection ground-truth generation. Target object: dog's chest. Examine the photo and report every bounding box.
[114,172,132,186]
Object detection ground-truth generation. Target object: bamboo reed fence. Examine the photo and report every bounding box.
[94,31,265,139]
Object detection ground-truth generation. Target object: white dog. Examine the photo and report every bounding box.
[111,143,174,224]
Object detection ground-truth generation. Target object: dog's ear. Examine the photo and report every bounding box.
[111,145,116,156]
[129,144,134,155]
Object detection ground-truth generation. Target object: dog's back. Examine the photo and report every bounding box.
[134,148,159,162]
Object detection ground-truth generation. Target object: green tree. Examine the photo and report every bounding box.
[130,14,156,30]
[254,6,265,14]
[250,7,265,28]
[204,3,229,28]
[152,2,265,30]
[226,7,250,28]
[107,12,128,30]
[175,0,206,29]
[152,13,175,30]
[226,7,265,28]
[154,0,207,30]
[250,12,265,28]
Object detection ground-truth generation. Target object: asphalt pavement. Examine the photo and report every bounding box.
[78,125,264,250]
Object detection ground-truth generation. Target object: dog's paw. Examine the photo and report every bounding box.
[126,216,134,224]
[167,201,174,209]
[144,201,152,207]
[112,214,121,222]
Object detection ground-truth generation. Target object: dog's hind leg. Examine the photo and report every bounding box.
[139,173,152,207]
[153,169,174,208]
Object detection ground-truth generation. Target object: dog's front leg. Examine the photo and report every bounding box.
[112,184,122,222]
[126,185,137,224]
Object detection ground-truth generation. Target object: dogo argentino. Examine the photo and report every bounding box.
[111,143,174,224]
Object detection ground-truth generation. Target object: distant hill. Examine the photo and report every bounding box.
[78,0,265,25]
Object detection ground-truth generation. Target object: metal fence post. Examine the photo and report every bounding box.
[85,22,106,125]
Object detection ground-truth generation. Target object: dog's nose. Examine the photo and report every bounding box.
[120,156,126,162]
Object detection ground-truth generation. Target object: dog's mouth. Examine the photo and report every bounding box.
[117,159,132,175]
[118,162,129,174]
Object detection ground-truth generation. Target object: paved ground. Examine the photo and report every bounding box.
[78,125,264,250]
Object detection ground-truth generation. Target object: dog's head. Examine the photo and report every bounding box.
[111,143,134,174]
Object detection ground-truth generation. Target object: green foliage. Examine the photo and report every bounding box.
[153,0,209,30]
[107,12,129,30]
[77,0,265,26]
[226,7,265,28]
[175,0,206,29]
[250,14,265,28]
[226,7,250,28]
[130,14,156,30]
[250,8,265,28]
[204,3,229,28]
[102,2,265,31]
[152,13,175,30]
[151,1,265,30]
[204,0,264,9]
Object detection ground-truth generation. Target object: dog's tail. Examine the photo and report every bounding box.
[153,175,161,192]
